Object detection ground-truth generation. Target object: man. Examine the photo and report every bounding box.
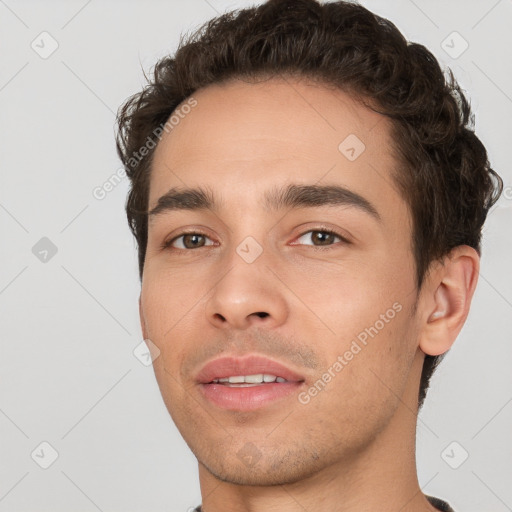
[116,0,503,510]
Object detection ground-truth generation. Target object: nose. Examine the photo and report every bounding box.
[204,257,289,331]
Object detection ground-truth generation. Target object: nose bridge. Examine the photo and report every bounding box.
[204,232,288,330]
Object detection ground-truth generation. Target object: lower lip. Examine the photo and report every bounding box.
[200,382,302,411]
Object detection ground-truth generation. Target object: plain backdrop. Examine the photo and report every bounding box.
[1,0,511,511]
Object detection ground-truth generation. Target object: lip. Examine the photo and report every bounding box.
[196,355,305,411]
[196,355,305,384]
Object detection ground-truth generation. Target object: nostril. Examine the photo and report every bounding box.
[255,312,269,318]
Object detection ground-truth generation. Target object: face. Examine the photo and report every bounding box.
[140,77,423,485]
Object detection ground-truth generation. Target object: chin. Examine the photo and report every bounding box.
[196,444,332,487]
[202,462,312,487]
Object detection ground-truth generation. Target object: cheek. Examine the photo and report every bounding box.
[140,267,208,371]
[140,273,195,418]
[289,253,416,396]
[283,251,410,337]
[297,306,416,444]
[141,263,207,329]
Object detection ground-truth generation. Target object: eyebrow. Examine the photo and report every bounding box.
[148,186,216,221]
[148,183,381,222]
[264,184,381,221]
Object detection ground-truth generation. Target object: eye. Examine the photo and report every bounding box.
[164,232,215,250]
[294,229,348,247]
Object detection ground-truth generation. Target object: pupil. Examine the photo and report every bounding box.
[314,231,333,245]
[184,234,204,248]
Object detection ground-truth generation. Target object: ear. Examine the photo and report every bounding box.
[139,294,148,340]
[418,245,480,356]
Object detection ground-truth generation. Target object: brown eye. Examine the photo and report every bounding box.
[166,233,214,250]
[295,230,343,247]
[182,234,205,248]
[311,231,337,245]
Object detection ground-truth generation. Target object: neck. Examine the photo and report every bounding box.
[197,350,438,512]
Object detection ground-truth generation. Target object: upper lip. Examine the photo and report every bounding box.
[196,355,305,384]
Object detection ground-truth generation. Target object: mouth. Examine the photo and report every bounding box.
[196,355,305,411]
[211,374,289,386]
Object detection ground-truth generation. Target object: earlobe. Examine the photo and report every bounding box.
[419,246,480,357]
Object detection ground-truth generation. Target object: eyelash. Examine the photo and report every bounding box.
[161,227,350,252]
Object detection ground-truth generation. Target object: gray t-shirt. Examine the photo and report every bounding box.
[193,495,455,511]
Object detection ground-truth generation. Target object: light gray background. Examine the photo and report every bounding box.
[1,0,511,511]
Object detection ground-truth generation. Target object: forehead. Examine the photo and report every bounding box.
[148,77,408,229]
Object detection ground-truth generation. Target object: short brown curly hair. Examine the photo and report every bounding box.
[116,0,503,410]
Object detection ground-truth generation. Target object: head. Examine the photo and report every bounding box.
[116,0,502,486]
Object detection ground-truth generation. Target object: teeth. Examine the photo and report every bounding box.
[212,374,288,384]
[244,374,264,383]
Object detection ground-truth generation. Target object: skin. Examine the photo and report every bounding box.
[138,76,479,512]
